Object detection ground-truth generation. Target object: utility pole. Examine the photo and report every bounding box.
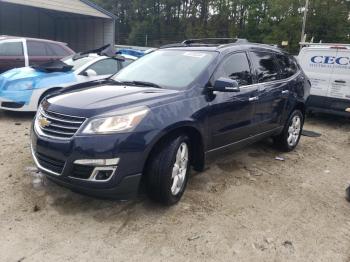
[301,0,310,43]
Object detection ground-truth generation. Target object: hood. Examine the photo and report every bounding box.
[45,84,182,118]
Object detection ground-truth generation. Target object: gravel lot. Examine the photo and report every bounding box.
[0,111,350,262]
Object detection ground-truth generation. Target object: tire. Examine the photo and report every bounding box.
[146,135,191,205]
[274,110,304,152]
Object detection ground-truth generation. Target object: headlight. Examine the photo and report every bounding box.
[5,80,34,91]
[82,107,150,134]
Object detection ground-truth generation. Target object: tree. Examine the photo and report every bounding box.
[91,0,350,53]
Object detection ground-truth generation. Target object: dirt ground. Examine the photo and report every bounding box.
[0,111,349,262]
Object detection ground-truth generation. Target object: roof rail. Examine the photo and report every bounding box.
[182,38,248,46]
[300,42,350,47]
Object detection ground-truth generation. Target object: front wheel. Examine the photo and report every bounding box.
[274,110,304,152]
[146,135,190,205]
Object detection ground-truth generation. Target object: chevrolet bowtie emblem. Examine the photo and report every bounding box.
[39,117,51,128]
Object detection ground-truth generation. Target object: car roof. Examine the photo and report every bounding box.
[300,45,350,51]
[160,39,288,56]
[0,35,68,45]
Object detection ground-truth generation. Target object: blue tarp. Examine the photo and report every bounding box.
[0,67,76,104]
[118,49,145,58]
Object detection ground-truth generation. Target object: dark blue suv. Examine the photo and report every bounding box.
[31,39,311,205]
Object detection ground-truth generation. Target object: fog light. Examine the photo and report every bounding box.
[346,108,350,113]
[74,158,119,166]
[95,170,114,181]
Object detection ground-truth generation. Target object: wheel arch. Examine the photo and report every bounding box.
[143,123,206,175]
[294,101,306,117]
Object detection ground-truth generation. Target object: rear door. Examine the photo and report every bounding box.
[47,42,72,60]
[27,40,53,66]
[328,48,350,104]
[298,47,336,98]
[0,40,25,73]
[249,51,289,132]
[208,52,258,149]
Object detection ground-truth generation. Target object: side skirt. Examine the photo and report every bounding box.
[205,126,283,161]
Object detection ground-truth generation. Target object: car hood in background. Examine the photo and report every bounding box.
[0,67,76,105]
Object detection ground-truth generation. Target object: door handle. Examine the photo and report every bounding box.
[334,80,346,84]
[281,90,290,95]
[249,96,259,102]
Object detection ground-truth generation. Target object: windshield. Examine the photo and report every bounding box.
[113,50,218,89]
[62,56,96,71]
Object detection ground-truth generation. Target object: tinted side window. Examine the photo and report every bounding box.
[250,51,279,83]
[27,41,48,56]
[0,42,23,56]
[275,54,298,79]
[218,52,252,86]
[121,59,134,68]
[86,59,120,75]
[48,43,70,57]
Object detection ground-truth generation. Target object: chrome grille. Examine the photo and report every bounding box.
[37,109,86,139]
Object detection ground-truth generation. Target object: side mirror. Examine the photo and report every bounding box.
[83,69,97,77]
[212,77,240,92]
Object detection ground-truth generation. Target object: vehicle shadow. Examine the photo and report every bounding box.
[29,137,279,220]
[29,174,170,220]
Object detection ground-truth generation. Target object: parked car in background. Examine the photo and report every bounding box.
[298,43,350,117]
[31,38,310,205]
[0,45,137,112]
[0,36,75,74]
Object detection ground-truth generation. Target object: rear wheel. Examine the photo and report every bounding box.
[274,110,304,152]
[146,135,190,205]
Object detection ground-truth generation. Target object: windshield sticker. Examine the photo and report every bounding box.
[183,52,207,58]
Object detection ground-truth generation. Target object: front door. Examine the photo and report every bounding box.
[207,52,258,149]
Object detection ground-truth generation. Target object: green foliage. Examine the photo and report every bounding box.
[91,0,350,54]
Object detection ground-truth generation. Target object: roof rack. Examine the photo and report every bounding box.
[182,38,248,46]
[160,38,249,49]
[300,42,350,47]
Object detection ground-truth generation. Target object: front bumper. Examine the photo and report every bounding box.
[0,97,36,112]
[30,126,149,199]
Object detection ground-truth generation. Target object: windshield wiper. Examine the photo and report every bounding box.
[104,78,123,84]
[120,80,163,89]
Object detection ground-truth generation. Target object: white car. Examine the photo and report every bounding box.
[298,43,350,116]
[0,53,137,112]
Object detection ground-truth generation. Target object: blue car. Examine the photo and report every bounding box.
[31,39,311,205]
[0,50,137,112]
